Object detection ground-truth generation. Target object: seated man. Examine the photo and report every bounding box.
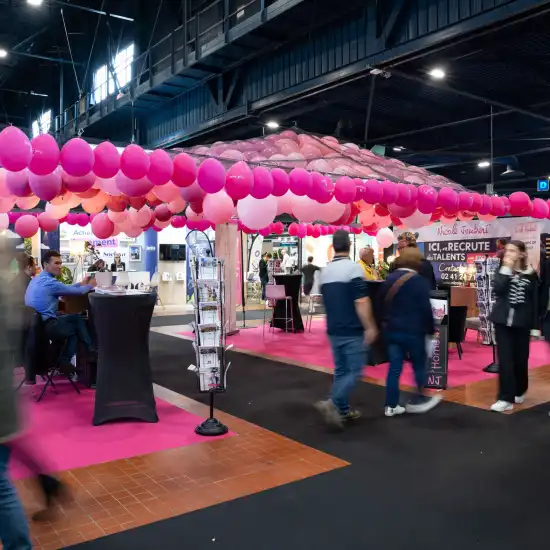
[25,250,96,374]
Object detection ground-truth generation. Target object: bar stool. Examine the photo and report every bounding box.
[263,285,294,337]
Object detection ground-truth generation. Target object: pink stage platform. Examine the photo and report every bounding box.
[11,383,231,480]
[181,320,549,388]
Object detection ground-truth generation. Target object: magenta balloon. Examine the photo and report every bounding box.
[60,138,94,177]
[271,168,290,197]
[147,149,173,186]
[153,182,179,203]
[0,127,32,172]
[65,213,78,225]
[115,172,154,197]
[509,191,530,216]
[316,176,335,204]
[380,180,398,205]
[225,161,253,200]
[478,194,492,216]
[197,158,225,193]
[170,216,186,228]
[37,212,59,232]
[334,176,356,204]
[389,203,416,219]
[171,153,197,188]
[180,180,206,203]
[29,134,60,176]
[394,183,412,207]
[532,198,548,219]
[297,223,307,238]
[251,166,273,199]
[362,179,382,204]
[155,203,172,222]
[438,187,459,214]
[76,213,89,227]
[29,170,62,201]
[501,196,510,215]
[259,225,272,237]
[63,171,95,193]
[458,191,473,211]
[93,141,120,179]
[307,172,324,201]
[470,193,483,213]
[407,184,418,203]
[15,215,39,238]
[416,185,438,214]
[490,196,506,217]
[203,190,234,224]
[288,168,312,196]
[6,169,32,197]
[121,144,150,180]
[91,212,114,239]
[288,222,298,236]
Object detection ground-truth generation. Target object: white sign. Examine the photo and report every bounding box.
[511,221,541,271]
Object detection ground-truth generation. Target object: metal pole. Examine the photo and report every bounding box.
[59,64,64,120]
[240,230,247,328]
[364,75,376,143]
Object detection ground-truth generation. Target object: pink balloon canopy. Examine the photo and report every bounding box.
[0,127,544,240]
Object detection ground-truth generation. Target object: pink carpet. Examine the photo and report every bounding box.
[180,320,549,388]
[11,382,231,480]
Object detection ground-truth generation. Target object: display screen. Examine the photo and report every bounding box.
[159,244,186,261]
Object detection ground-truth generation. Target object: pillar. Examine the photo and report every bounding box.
[215,223,238,335]
[143,229,158,278]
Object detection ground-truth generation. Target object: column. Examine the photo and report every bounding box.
[215,223,238,335]
[143,229,158,278]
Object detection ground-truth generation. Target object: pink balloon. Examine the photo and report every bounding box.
[167,196,186,214]
[130,205,153,227]
[272,221,284,235]
[16,196,40,210]
[509,191,530,216]
[251,167,273,199]
[172,153,197,188]
[65,213,78,225]
[0,127,32,172]
[288,222,298,236]
[359,209,375,226]
[171,216,186,229]
[490,196,506,217]
[124,226,143,238]
[29,170,62,201]
[29,134,59,176]
[457,211,475,222]
[318,197,345,223]
[81,192,106,214]
[6,169,32,197]
[458,191,473,211]
[197,158,225,193]
[416,185,437,214]
[180,180,206,203]
[153,181,179,202]
[38,212,59,232]
[276,192,294,215]
[394,183,412,207]
[292,195,319,223]
[288,168,312,196]
[237,195,277,230]
[115,172,154,197]
[334,176,356,204]
[15,215,39,237]
[60,138,94,177]
[470,193,483,213]
[380,181,398,205]
[63,171,96,193]
[96,176,121,196]
[147,149,173,186]
[75,213,89,227]
[220,149,244,162]
[203,190,235,224]
[259,225,272,237]
[45,202,70,220]
[297,223,307,238]
[0,213,8,230]
[389,202,416,219]
[108,210,127,224]
[121,144,150,180]
[532,198,548,219]
[155,203,172,222]
[271,168,290,197]
[225,161,253,200]
[93,141,120,178]
[438,187,459,214]
[91,212,114,239]
[363,179,383,204]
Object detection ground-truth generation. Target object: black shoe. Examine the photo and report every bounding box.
[32,475,72,522]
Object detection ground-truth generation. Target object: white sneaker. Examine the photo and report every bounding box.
[405,395,442,414]
[515,394,526,404]
[490,400,514,413]
[385,405,406,417]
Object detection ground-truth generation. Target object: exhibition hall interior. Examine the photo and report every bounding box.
[2,0,550,548]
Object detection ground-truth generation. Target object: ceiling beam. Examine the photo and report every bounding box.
[50,0,134,22]
[9,51,84,66]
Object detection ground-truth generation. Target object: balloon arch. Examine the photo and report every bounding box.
[0,125,543,250]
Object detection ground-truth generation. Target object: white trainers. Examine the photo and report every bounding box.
[515,394,526,404]
[405,395,442,414]
[490,400,514,413]
[385,405,406,417]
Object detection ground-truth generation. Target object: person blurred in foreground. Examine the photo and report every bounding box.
[315,230,377,428]
[489,240,538,413]
[25,250,96,375]
[357,246,379,280]
[381,247,441,417]
[390,232,436,289]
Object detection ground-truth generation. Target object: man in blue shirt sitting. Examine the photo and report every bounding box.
[25,250,96,374]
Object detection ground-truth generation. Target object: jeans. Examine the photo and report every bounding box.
[45,314,93,364]
[0,445,32,550]
[386,331,427,407]
[328,335,365,415]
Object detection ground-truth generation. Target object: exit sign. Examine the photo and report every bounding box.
[537,179,549,192]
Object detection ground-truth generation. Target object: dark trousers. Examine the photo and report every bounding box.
[303,282,313,296]
[495,324,530,402]
[45,314,93,364]
[261,279,268,300]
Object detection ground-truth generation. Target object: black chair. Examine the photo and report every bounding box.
[448,306,468,360]
[21,312,80,402]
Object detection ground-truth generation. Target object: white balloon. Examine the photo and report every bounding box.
[317,197,345,223]
[276,192,294,215]
[376,227,394,249]
[237,195,277,230]
[401,210,432,229]
[291,194,318,223]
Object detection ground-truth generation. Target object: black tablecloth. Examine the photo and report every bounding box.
[272,274,304,333]
[89,292,158,425]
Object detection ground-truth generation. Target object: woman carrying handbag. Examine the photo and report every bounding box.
[489,240,539,412]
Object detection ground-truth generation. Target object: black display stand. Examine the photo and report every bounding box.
[195,392,229,436]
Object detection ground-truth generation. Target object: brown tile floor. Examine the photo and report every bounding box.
[16,386,348,549]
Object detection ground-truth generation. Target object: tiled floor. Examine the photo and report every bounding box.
[17,386,348,549]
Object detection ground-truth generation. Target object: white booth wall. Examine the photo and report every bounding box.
[156,226,188,306]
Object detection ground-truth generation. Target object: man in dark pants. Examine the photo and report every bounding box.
[259,252,271,300]
[25,250,96,374]
[301,256,320,296]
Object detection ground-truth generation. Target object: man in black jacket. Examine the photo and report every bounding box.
[390,232,437,290]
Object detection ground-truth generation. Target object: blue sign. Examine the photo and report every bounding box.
[537,179,549,192]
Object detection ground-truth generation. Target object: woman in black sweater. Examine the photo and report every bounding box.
[489,240,539,412]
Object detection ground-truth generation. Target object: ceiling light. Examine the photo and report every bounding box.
[428,67,445,80]
[393,146,404,152]
[0,49,7,59]
[266,121,279,129]
[27,0,43,6]
[478,161,491,168]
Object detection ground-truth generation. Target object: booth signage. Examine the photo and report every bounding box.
[426,324,448,389]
